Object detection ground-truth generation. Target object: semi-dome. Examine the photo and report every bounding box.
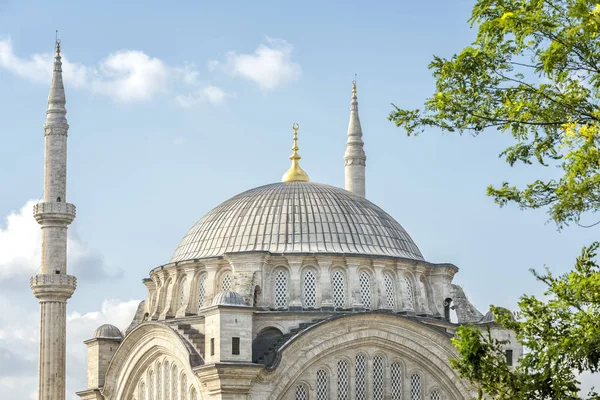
[170,181,423,262]
[93,324,123,339]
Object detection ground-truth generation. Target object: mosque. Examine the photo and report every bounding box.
[31,41,521,400]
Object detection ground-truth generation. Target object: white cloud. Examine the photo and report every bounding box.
[0,38,227,105]
[175,85,229,107]
[0,200,121,280]
[216,37,302,90]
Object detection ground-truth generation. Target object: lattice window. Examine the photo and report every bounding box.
[171,365,178,400]
[190,388,198,400]
[384,273,396,309]
[180,374,188,400]
[337,359,349,400]
[221,273,233,291]
[316,369,329,400]
[430,390,441,400]
[303,269,317,308]
[355,354,366,400]
[197,275,206,310]
[331,271,346,309]
[139,381,146,400]
[163,362,170,400]
[391,362,403,400]
[359,272,371,309]
[274,269,289,309]
[148,369,155,400]
[178,276,187,308]
[404,277,415,309]
[295,384,308,400]
[373,356,384,400]
[411,374,422,400]
[156,363,162,400]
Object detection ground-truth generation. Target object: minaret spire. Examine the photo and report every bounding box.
[31,37,77,400]
[344,79,367,197]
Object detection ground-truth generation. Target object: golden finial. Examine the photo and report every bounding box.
[55,30,61,55]
[282,123,310,182]
[352,74,357,96]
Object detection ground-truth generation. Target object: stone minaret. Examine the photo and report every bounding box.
[30,39,77,400]
[344,80,366,197]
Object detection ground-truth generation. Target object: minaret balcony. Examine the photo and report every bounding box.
[33,202,76,224]
[30,274,77,300]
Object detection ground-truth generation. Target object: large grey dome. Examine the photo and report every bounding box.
[170,182,423,262]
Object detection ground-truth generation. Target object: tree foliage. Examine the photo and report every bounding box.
[390,0,600,228]
[389,0,600,398]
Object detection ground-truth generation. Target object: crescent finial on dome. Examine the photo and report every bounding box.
[282,123,309,182]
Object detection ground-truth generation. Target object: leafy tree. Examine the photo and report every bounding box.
[389,0,600,398]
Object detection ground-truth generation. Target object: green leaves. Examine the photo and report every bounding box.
[389,0,600,228]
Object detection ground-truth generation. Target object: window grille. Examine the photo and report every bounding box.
[156,363,162,400]
[171,366,178,400]
[331,271,346,309]
[221,273,232,291]
[505,349,513,366]
[391,362,403,400]
[163,362,170,400]
[373,356,384,400]
[197,275,206,310]
[316,369,329,400]
[139,381,146,400]
[295,384,308,400]
[232,337,240,355]
[303,269,317,308]
[148,369,154,400]
[274,269,289,309]
[384,273,396,309]
[210,338,215,356]
[430,390,441,400]
[410,374,422,400]
[359,272,371,309]
[178,277,187,308]
[404,277,415,309]
[180,374,188,400]
[337,359,349,400]
[355,354,366,400]
[190,388,198,400]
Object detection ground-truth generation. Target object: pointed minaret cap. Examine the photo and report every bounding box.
[45,38,68,129]
[282,123,310,182]
[344,80,366,163]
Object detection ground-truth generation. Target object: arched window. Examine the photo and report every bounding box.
[171,365,178,400]
[443,298,452,321]
[316,369,329,400]
[221,272,233,292]
[391,362,403,400]
[373,356,384,400]
[273,268,289,309]
[411,374,422,400]
[404,277,415,309]
[148,369,155,400]
[355,354,366,400]
[190,388,198,400]
[331,271,346,309]
[180,374,188,400]
[163,361,170,400]
[430,390,441,400]
[178,276,187,308]
[337,359,349,400]
[384,273,396,309]
[359,271,371,309]
[295,384,308,400]
[156,362,162,400]
[303,269,317,308]
[139,380,146,400]
[197,275,207,311]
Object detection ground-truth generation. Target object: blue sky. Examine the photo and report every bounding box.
[0,0,598,397]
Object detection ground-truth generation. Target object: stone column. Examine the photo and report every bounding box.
[346,259,362,310]
[286,256,303,310]
[178,265,197,317]
[373,263,388,310]
[204,262,219,307]
[317,258,334,310]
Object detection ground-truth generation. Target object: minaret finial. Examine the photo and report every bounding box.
[282,123,310,182]
[344,78,367,197]
[55,30,61,54]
